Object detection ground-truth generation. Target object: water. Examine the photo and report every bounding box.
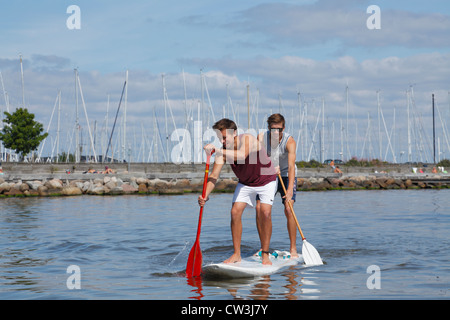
[0,190,449,300]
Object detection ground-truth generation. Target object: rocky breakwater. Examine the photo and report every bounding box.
[297,174,450,191]
[1,173,450,197]
[0,176,239,197]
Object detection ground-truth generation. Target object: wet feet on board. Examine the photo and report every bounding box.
[223,254,241,264]
[260,252,272,265]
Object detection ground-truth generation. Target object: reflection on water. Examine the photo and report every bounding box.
[1,190,449,299]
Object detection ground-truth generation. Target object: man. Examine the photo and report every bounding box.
[256,113,299,257]
[198,118,277,265]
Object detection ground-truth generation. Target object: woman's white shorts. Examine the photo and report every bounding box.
[232,180,277,208]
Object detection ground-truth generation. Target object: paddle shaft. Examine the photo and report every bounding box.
[277,174,306,241]
[194,153,213,241]
[186,151,214,277]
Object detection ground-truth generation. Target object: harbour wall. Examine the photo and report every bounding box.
[0,162,449,197]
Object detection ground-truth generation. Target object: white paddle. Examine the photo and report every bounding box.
[278,174,323,266]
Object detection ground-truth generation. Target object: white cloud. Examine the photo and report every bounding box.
[230,2,450,50]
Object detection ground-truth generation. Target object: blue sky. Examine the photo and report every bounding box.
[1,1,450,162]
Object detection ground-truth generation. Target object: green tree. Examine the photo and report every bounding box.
[0,108,48,161]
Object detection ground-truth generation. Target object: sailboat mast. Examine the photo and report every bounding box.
[432,94,436,164]
[123,70,128,162]
[56,90,61,162]
[20,54,25,107]
[407,89,412,162]
[75,68,80,163]
[377,90,382,160]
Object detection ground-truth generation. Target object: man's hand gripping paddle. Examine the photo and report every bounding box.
[186,150,215,277]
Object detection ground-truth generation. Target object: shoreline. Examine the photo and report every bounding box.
[1,168,450,198]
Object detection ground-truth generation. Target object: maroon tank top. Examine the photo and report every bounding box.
[230,136,276,187]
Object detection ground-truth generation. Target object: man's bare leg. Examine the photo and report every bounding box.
[223,202,246,264]
[284,200,298,258]
[256,203,272,265]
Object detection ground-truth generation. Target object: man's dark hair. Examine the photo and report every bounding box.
[212,118,237,131]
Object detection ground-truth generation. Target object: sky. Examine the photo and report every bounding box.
[0,0,450,163]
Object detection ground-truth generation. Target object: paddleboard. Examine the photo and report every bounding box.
[202,250,302,279]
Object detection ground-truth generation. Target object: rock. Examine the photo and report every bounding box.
[12,181,23,190]
[81,181,93,193]
[375,178,387,189]
[105,181,117,190]
[215,178,237,191]
[153,178,169,190]
[4,188,23,196]
[130,180,139,189]
[417,181,426,188]
[325,178,341,188]
[110,186,124,195]
[174,179,190,188]
[348,176,367,184]
[393,179,405,189]
[340,180,356,189]
[45,179,63,190]
[26,190,39,196]
[62,186,82,196]
[0,182,11,194]
[136,177,149,185]
[115,178,124,187]
[138,183,148,193]
[38,186,49,196]
[122,183,137,194]
[19,183,30,192]
[385,178,396,189]
[26,180,43,190]
[88,185,107,195]
[361,179,376,189]
[299,180,312,190]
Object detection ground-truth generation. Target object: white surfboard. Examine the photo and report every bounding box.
[202,251,302,279]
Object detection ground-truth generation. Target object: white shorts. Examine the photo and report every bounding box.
[232,180,277,208]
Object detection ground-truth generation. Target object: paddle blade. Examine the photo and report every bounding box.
[186,242,203,277]
[302,239,323,266]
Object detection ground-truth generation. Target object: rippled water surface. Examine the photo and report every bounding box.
[0,189,449,299]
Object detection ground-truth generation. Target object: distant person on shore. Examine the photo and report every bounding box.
[103,166,114,174]
[257,113,299,258]
[334,166,343,174]
[329,160,335,172]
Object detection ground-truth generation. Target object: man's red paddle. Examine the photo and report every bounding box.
[186,150,214,278]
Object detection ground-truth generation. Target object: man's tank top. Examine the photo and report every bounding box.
[261,131,297,177]
[230,135,276,187]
